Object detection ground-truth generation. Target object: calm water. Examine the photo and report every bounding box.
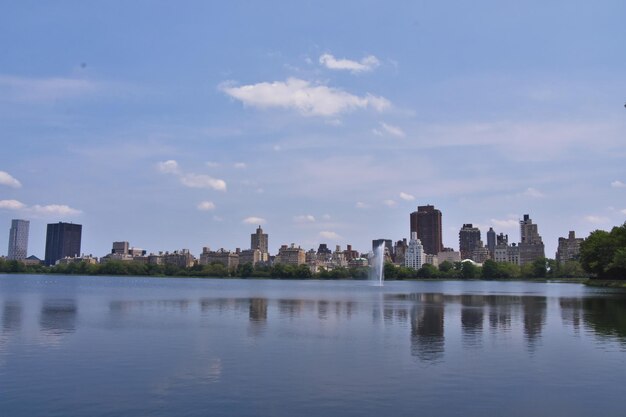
[1,275,625,417]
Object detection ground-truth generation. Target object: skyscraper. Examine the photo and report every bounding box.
[409,205,443,255]
[518,214,545,265]
[250,225,268,255]
[405,232,425,270]
[459,224,481,260]
[486,227,496,258]
[7,219,29,260]
[44,222,82,266]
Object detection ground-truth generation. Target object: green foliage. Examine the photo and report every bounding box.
[580,222,626,279]
[461,261,479,279]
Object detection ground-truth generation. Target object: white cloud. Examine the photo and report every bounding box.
[30,204,82,216]
[197,201,216,211]
[0,199,26,210]
[205,161,220,168]
[220,78,390,117]
[399,192,415,201]
[319,54,380,73]
[611,180,626,188]
[0,171,22,188]
[322,214,331,220]
[355,202,369,209]
[157,160,180,174]
[383,199,397,207]
[0,200,81,216]
[621,209,626,215]
[158,160,227,191]
[319,231,341,239]
[379,122,406,138]
[491,218,519,229]
[0,74,99,102]
[180,174,227,191]
[243,216,266,225]
[233,162,247,169]
[521,187,544,198]
[584,215,610,224]
[294,214,316,223]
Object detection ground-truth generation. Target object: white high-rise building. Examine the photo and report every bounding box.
[405,232,425,270]
[7,219,29,260]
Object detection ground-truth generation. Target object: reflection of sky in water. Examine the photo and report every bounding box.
[0,275,625,417]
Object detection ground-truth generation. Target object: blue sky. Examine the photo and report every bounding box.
[1,1,625,259]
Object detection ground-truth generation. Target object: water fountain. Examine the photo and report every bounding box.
[369,243,385,286]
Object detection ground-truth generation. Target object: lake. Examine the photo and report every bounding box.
[1,274,625,416]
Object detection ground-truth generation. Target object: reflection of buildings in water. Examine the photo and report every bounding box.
[522,296,547,349]
[110,299,191,314]
[410,300,445,362]
[560,298,583,333]
[249,298,268,322]
[486,295,514,331]
[199,298,248,314]
[40,299,77,335]
[461,295,484,347]
[278,299,305,319]
[3,301,22,333]
[317,300,329,320]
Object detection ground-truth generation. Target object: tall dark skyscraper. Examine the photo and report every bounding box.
[7,219,29,260]
[486,227,496,257]
[409,205,443,255]
[45,222,82,266]
[459,224,481,260]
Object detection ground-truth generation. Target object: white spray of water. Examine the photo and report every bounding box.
[369,243,385,286]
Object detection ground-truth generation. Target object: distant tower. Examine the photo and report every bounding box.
[518,214,545,265]
[250,225,268,254]
[405,232,425,270]
[486,227,496,258]
[44,222,82,266]
[7,219,29,260]
[459,224,481,260]
[409,205,443,255]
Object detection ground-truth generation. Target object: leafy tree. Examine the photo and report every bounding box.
[580,223,626,279]
[461,261,479,279]
[481,259,499,279]
[416,263,439,278]
[383,262,398,280]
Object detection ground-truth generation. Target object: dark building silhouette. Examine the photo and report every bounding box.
[409,205,443,255]
[44,222,82,266]
[459,224,481,260]
[486,227,496,258]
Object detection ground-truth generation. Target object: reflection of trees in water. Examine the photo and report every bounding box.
[461,295,484,347]
[410,297,445,362]
[522,296,546,350]
[3,301,22,333]
[40,299,77,335]
[582,297,626,342]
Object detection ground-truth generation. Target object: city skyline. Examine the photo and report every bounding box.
[1,1,625,260]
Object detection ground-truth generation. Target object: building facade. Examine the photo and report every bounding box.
[405,232,425,270]
[409,205,444,255]
[518,214,545,266]
[459,224,481,260]
[556,231,584,263]
[275,244,306,265]
[44,222,82,266]
[250,226,268,255]
[7,219,29,260]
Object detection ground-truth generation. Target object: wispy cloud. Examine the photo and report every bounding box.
[399,192,415,201]
[355,202,369,209]
[584,215,610,224]
[0,171,22,188]
[319,231,341,239]
[0,199,81,216]
[157,160,226,191]
[294,214,316,223]
[378,122,406,138]
[220,78,389,117]
[0,199,26,210]
[319,53,380,73]
[233,162,247,169]
[611,180,626,188]
[490,218,519,229]
[197,201,216,211]
[521,187,544,198]
[383,199,397,207]
[243,216,266,225]
[0,74,99,102]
